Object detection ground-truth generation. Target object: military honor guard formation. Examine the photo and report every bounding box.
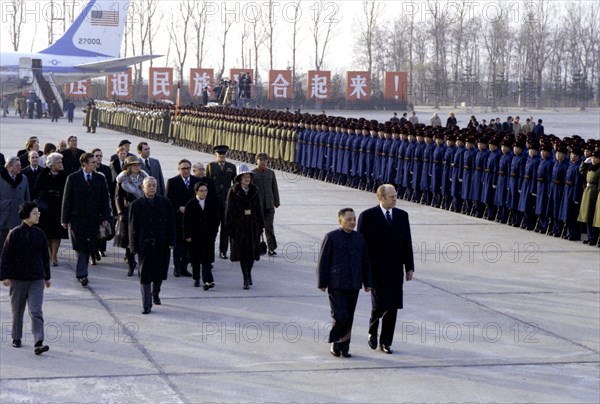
[1,99,599,359]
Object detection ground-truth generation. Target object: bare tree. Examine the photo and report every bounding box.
[192,0,210,68]
[218,13,234,80]
[449,0,468,108]
[287,1,302,85]
[354,0,383,78]
[263,0,277,71]
[482,3,513,109]
[426,0,450,108]
[168,0,193,84]
[240,22,250,68]
[251,14,266,83]
[310,0,338,71]
[6,0,25,51]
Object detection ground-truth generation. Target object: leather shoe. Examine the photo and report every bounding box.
[12,339,21,348]
[203,283,210,290]
[173,271,181,277]
[142,308,151,314]
[194,281,200,287]
[380,344,393,354]
[330,343,341,357]
[78,277,89,287]
[153,297,161,305]
[127,267,134,277]
[180,269,192,277]
[220,252,228,259]
[34,345,49,355]
[368,334,378,350]
[341,347,352,358]
[268,249,277,256]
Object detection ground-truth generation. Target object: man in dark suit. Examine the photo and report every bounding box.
[61,153,112,287]
[318,208,372,358]
[92,148,116,257]
[21,151,42,195]
[206,145,237,259]
[166,159,199,277]
[183,182,220,289]
[357,184,415,354]
[137,141,166,196]
[60,136,86,175]
[129,177,175,314]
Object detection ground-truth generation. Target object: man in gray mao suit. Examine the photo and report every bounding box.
[137,142,166,196]
[251,153,280,255]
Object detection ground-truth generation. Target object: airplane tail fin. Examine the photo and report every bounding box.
[40,0,130,58]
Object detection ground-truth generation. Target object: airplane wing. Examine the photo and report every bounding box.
[74,55,162,71]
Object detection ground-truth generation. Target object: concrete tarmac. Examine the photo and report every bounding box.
[1,113,599,403]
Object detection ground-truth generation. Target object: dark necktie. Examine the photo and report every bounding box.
[145,159,151,172]
[184,178,190,189]
[86,173,92,185]
[386,210,392,225]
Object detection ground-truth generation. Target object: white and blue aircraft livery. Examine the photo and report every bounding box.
[0,0,160,94]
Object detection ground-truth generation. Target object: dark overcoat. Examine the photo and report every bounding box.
[357,206,414,310]
[226,183,264,262]
[317,228,372,290]
[128,195,176,283]
[183,196,220,264]
[32,167,68,239]
[61,170,111,252]
[166,175,200,241]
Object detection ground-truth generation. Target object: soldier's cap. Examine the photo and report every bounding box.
[528,142,540,151]
[592,149,600,158]
[235,163,255,182]
[540,144,553,152]
[118,139,131,147]
[478,136,489,144]
[489,138,501,146]
[213,145,230,154]
[584,142,595,151]
[556,145,568,154]
[466,137,476,144]
[514,141,526,149]
[501,139,514,147]
[123,156,142,169]
[569,147,583,156]
[256,152,269,160]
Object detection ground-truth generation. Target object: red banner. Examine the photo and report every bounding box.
[384,72,408,102]
[306,71,331,101]
[64,80,91,100]
[106,68,133,100]
[148,67,174,100]
[189,68,214,99]
[345,71,371,101]
[268,70,293,100]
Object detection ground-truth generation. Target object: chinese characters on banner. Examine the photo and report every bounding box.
[106,68,133,100]
[383,72,408,102]
[189,68,213,99]
[64,80,91,100]
[306,71,331,101]
[345,71,371,101]
[268,70,292,100]
[148,67,174,100]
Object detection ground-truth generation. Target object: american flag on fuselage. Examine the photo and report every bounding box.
[90,10,119,27]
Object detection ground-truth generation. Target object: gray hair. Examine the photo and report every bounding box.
[46,152,63,168]
[5,156,19,168]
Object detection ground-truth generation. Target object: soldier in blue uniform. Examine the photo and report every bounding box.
[493,139,513,223]
[517,142,541,230]
[294,119,306,173]
[324,123,338,182]
[315,122,330,181]
[441,134,457,210]
[357,125,371,190]
[450,135,466,212]
[363,123,378,191]
[371,125,386,191]
[411,132,426,202]
[336,123,350,185]
[384,127,401,187]
[558,147,584,240]
[481,137,501,220]
[461,137,477,214]
[394,131,409,198]
[470,137,490,217]
[380,127,394,186]
[349,123,362,188]
[506,141,526,226]
[402,130,417,201]
[534,144,555,233]
[420,132,435,205]
[546,145,569,236]
[430,133,447,208]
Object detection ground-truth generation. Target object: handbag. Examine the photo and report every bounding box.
[98,221,115,241]
[34,192,49,211]
[259,234,268,256]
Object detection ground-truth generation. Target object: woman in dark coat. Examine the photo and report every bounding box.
[114,156,147,276]
[226,164,264,289]
[32,153,67,266]
[184,182,220,289]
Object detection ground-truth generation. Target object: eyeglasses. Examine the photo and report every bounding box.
[180,167,191,170]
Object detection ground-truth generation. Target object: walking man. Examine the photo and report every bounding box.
[252,153,280,256]
[357,184,415,354]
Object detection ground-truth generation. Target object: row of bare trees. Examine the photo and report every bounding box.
[354,0,599,109]
[4,0,598,109]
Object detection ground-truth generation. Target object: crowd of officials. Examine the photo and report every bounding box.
[97,100,600,247]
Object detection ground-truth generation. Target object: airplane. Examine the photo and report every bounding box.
[0,0,161,98]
